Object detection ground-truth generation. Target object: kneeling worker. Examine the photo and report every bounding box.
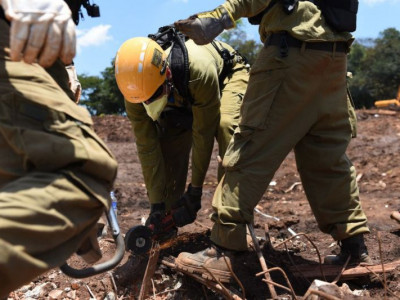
[115,33,249,240]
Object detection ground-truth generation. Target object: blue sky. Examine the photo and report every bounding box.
[74,0,400,76]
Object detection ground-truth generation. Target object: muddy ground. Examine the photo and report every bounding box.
[8,109,400,299]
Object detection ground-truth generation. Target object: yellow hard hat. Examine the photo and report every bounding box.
[115,37,167,103]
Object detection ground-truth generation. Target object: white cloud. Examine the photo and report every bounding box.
[361,0,399,5]
[172,0,188,3]
[76,24,112,53]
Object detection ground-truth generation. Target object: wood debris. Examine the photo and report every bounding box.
[289,259,400,280]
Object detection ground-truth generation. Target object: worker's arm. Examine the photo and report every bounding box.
[189,62,221,188]
[174,0,273,44]
[125,100,166,205]
[170,59,220,227]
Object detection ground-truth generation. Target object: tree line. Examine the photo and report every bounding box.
[78,26,400,115]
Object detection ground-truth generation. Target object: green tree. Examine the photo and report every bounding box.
[78,74,102,114]
[219,20,262,66]
[347,28,400,108]
[347,42,375,108]
[361,28,400,101]
[78,59,125,115]
[347,41,367,76]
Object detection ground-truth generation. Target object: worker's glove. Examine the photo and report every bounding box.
[172,184,202,227]
[174,6,235,45]
[66,64,82,103]
[145,203,166,233]
[1,0,76,67]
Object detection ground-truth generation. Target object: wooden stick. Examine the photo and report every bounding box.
[303,288,342,300]
[256,266,297,299]
[108,271,118,294]
[289,259,400,279]
[248,223,278,299]
[138,242,160,300]
[161,258,243,300]
[274,232,326,281]
[377,231,388,300]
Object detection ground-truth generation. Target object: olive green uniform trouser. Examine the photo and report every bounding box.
[0,20,118,298]
[211,45,369,251]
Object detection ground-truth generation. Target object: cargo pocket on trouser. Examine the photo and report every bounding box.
[239,47,288,129]
[221,126,254,171]
[222,49,288,171]
[74,122,118,185]
[10,97,118,207]
[42,119,118,208]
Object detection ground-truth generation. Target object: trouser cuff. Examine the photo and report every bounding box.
[210,222,248,251]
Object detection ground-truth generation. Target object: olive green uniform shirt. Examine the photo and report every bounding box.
[222,0,353,42]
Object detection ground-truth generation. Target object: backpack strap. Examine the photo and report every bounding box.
[312,0,358,32]
[64,0,100,25]
[149,26,194,104]
[248,0,358,32]
[211,41,236,89]
[170,34,193,103]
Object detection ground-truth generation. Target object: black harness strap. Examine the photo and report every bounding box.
[211,41,236,89]
[149,26,194,104]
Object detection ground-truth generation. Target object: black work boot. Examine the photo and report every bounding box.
[324,234,373,266]
[175,245,236,283]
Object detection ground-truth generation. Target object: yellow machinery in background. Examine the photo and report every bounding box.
[375,85,400,108]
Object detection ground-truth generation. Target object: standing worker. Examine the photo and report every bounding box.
[173,0,374,283]
[0,0,118,297]
[115,32,249,239]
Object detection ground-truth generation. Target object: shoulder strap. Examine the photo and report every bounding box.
[149,26,193,104]
[64,0,100,25]
[211,41,235,89]
[170,34,192,103]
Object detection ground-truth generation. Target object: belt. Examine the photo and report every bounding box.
[265,32,349,53]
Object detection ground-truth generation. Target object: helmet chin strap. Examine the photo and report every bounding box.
[160,60,167,75]
[160,48,173,75]
[165,67,174,95]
